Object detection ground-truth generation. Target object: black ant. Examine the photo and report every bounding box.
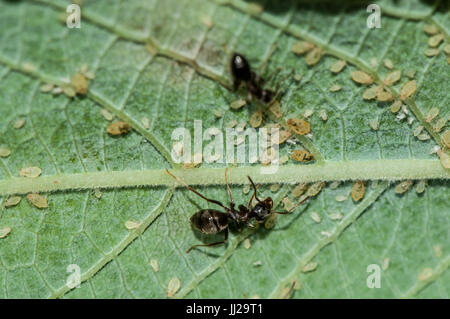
[166,168,306,253]
[231,52,294,105]
[231,52,275,104]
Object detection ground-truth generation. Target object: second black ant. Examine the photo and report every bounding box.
[230,52,291,104]
[166,168,306,253]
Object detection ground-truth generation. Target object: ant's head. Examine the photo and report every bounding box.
[252,197,273,221]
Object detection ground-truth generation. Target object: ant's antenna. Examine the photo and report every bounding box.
[247,176,262,203]
[275,195,309,215]
[166,169,228,210]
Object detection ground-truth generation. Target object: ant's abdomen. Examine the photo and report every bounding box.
[190,210,228,235]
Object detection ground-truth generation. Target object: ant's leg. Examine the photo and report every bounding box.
[264,67,283,86]
[166,169,228,210]
[247,176,263,203]
[274,196,308,215]
[224,168,234,205]
[186,228,228,253]
[247,183,261,209]
[272,69,295,101]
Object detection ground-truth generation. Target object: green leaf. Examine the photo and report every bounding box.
[0,0,448,298]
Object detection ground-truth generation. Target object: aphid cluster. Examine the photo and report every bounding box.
[166,169,305,253]
[230,53,275,104]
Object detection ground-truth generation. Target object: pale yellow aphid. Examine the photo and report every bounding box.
[383,59,394,70]
[433,118,446,133]
[0,146,11,158]
[20,166,42,178]
[415,180,426,194]
[268,100,282,118]
[40,83,54,93]
[292,183,307,198]
[167,277,181,297]
[249,110,263,128]
[319,109,328,121]
[437,150,450,169]
[383,70,401,86]
[26,193,48,209]
[14,118,26,129]
[307,182,325,197]
[93,188,102,199]
[351,70,373,85]
[243,238,251,249]
[444,44,450,55]
[433,245,442,258]
[292,41,314,55]
[417,133,430,141]
[443,130,450,148]
[363,85,381,100]
[369,119,379,131]
[382,258,390,271]
[329,212,343,221]
[63,86,76,98]
[330,60,346,74]
[107,121,131,135]
[303,109,314,118]
[264,213,277,229]
[100,109,113,121]
[141,117,150,129]
[394,180,413,194]
[125,220,140,230]
[424,48,439,57]
[150,259,159,272]
[247,2,264,15]
[72,73,88,95]
[329,84,342,92]
[400,80,417,100]
[226,120,238,129]
[390,100,402,113]
[329,181,341,189]
[230,99,246,110]
[270,184,281,192]
[282,197,294,211]
[425,107,439,123]
[6,196,21,207]
[310,212,321,223]
[418,268,433,281]
[376,89,394,102]
[423,24,438,35]
[272,130,291,145]
[0,227,11,239]
[301,261,318,273]
[201,15,214,29]
[413,125,424,137]
[305,47,322,66]
[428,34,444,48]
[351,181,365,202]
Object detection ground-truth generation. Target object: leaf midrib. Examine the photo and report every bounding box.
[1,160,448,196]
